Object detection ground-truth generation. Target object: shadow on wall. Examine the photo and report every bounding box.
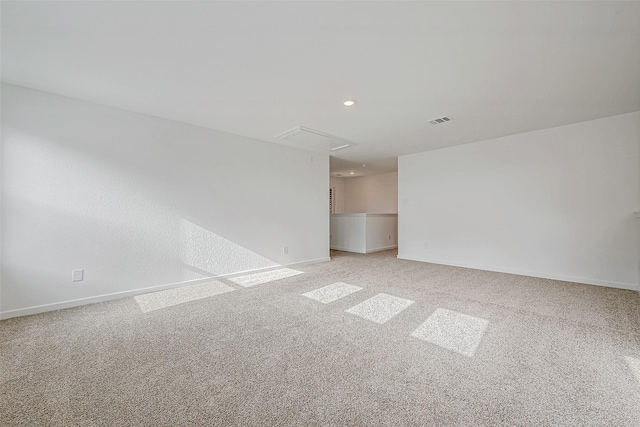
[179,219,278,277]
[0,101,325,314]
[2,86,324,268]
[1,193,297,312]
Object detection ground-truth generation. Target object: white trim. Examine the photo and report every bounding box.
[396,254,637,291]
[365,245,398,253]
[329,245,398,254]
[0,257,331,320]
[330,213,397,217]
[330,246,366,253]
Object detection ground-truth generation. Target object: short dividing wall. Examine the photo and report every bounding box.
[330,214,398,254]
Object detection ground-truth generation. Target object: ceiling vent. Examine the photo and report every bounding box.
[275,126,357,152]
[428,116,451,125]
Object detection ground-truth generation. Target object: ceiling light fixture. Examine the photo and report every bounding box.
[343,99,356,107]
[362,164,366,167]
[350,172,355,175]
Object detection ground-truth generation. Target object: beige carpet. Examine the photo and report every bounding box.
[2,249,640,426]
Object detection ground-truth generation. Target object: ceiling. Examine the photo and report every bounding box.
[2,1,639,176]
[330,157,398,178]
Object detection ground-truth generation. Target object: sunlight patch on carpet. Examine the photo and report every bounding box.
[345,293,414,324]
[229,268,303,287]
[625,356,640,385]
[412,308,489,357]
[135,281,236,313]
[302,282,363,304]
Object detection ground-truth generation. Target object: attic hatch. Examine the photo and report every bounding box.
[274,126,357,152]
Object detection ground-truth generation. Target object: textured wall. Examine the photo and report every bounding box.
[1,84,329,316]
[399,112,640,289]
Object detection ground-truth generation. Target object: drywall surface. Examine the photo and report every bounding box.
[330,214,366,253]
[365,214,398,252]
[0,83,2,311]
[399,112,640,290]
[344,172,398,213]
[637,125,640,296]
[637,213,640,296]
[330,176,345,213]
[330,213,397,253]
[1,84,329,317]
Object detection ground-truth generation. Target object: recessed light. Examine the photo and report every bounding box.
[350,172,355,175]
[362,164,366,167]
[343,99,356,107]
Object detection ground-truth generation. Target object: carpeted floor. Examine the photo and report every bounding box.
[2,249,640,426]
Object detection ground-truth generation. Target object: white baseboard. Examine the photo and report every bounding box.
[365,245,398,253]
[397,254,637,291]
[330,245,398,254]
[0,257,331,320]
[330,246,366,253]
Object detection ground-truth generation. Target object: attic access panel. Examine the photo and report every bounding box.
[275,126,357,152]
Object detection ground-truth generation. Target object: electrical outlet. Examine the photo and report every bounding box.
[72,269,84,282]
[283,247,288,254]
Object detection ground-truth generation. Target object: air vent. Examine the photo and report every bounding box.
[428,116,451,125]
[275,126,357,152]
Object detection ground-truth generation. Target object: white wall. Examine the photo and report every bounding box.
[0,83,2,311]
[330,213,397,253]
[365,214,398,252]
[330,214,366,253]
[399,112,640,290]
[330,176,345,213]
[0,84,329,317]
[637,213,640,296]
[344,171,398,213]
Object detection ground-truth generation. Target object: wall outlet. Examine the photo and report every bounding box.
[72,269,84,282]
[283,246,288,254]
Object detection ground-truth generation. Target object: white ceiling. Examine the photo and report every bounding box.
[2,1,639,176]
[330,156,398,178]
